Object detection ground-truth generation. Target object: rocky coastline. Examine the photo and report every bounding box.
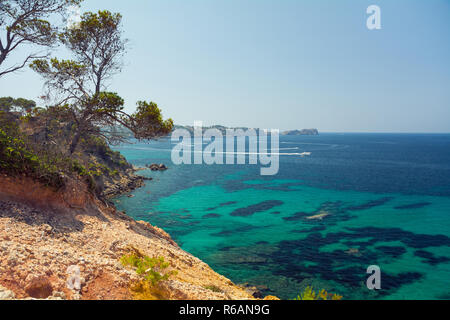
[101,164,168,199]
[0,173,262,300]
[101,169,146,199]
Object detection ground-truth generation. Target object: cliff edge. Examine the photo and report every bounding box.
[0,174,255,300]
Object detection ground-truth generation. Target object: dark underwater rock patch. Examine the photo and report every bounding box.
[394,202,432,210]
[342,239,377,249]
[233,226,448,298]
[436,292,450,299]
[320,201,346,212]
[381,272,423,291]
[206,201,238,211]
[375,246,407,258]
[210,225,257,237]
[230,200,284,217]
[346,227,450,249]
[209,245,278,266]
[219,246,234,252]
[282,201,353,224]
[292,226,326,233]
[283,212,309,221]
[414,250,450,265]
[346,197,393,211]
[203,213,221,219]
[221,201,238,206]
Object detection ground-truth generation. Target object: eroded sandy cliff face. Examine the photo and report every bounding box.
[0,175,255,300]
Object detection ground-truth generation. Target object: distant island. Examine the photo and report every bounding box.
[281,129,319,136]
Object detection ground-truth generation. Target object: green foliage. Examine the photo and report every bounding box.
[128,101,174,140]
[203,285,224,293]
[12,98,36,113]
[120,249,178,300]
[59,10,125,60]
[0,97,14,112]
[80,136,128,174]
[89,92,125,115]
[0,97,36,113]
[0,127,38,170]
[2,7,173,196]
[0,100,139,196]
[120,252,175,286]
[0,110,100,191]
[31,10,173,154]
[30,58,88,79]
[293,286,343,301]
[0,117,64,188]
[0,0,83,77]
[71,160,89,176]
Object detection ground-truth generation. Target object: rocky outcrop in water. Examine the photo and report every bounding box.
[147,163,168,171]
[101,170,146,199]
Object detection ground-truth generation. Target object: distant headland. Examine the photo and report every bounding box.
[173,125,319,136]
[281,129,319,136]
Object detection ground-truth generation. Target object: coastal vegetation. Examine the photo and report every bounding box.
[30,10,173,154]
[0,110,72,188]
[293,287,342,301]
[203,285,224,293]
[0,97,36,113]
[0,1,173,197]
[120,248,177,300]
[0,106,133,193]
[0,0,82,77]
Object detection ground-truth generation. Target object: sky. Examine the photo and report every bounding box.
[0,0,449,132]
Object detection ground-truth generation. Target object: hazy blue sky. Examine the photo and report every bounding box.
[1,0,449,132]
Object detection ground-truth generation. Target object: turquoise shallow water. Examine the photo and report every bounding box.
[113,134,450,300]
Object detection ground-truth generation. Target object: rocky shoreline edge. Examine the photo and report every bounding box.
[100,167,270,299]
[101,169,146,199]
[0,173,277,300]
[101,164,170,199]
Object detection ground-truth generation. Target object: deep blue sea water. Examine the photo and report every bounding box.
[113,133,450,300]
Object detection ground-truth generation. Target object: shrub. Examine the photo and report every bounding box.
[120,253,172,285]
[0,107,133,195]
[120,250,177,300]
[0,110,103,191]
[0,124,65,189]
[293,286,343,301]
[203,285,223,293]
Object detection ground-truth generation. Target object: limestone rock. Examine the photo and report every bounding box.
[0,286,15,300]
[0,196,254,300]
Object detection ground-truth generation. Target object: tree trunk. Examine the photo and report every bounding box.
[69,131,82,154]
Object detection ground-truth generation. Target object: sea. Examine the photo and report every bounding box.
[112,133,450,300]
